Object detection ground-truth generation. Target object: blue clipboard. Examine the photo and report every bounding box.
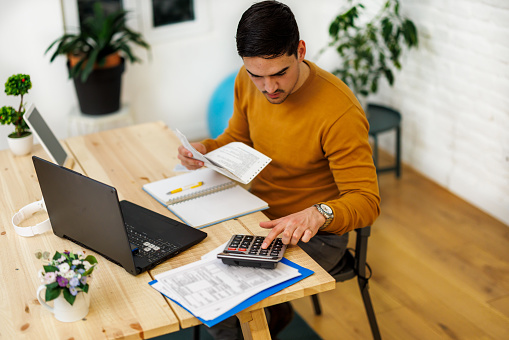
[149,257,314,327]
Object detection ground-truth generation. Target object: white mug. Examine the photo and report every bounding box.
[37,285,91,322]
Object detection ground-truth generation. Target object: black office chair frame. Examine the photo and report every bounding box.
[311,226,381,340]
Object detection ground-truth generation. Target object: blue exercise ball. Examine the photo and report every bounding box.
[207,72,237,138]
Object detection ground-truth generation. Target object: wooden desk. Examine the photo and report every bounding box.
[1,122,335,340]
[0,145,178,339]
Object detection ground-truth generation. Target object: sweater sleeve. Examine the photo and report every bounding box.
[320,105,381,235]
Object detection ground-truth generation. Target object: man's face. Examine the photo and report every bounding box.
[242,41,306,104]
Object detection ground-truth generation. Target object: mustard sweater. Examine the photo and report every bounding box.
[202,61,380,235]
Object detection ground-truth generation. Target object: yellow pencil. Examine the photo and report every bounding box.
[167,181,204,195]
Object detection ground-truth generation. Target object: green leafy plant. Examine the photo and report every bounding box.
[0,74,32,138]
[322,0,418,97]
[45,3,150,82]
[36,250,98,306]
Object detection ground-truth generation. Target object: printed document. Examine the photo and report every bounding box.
[150,243,300,321]
[175,129,271,184]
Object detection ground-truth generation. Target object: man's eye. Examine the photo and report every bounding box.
[274,72,286,77]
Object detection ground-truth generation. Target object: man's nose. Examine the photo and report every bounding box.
[264,77,278,93]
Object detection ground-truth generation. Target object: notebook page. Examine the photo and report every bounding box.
[143,168,233,205]
[168,186,268,228]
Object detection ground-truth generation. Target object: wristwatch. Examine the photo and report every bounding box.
[313,203,334,230]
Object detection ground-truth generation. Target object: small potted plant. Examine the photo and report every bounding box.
[0,73,33,156]
[36,250,98,322]
[45,3,150,115]
[320,0,418,108]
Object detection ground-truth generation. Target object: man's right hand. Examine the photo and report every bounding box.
[177,143,207,170]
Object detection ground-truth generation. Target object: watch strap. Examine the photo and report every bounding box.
[313,204,333,230]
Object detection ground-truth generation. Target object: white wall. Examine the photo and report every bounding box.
[329,0,509,227]
[1,0,508,226]
[366,0,509,226]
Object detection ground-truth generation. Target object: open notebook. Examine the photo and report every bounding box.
[143,168,268,228]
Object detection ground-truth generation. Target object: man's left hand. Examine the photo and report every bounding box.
[259,206,326,249]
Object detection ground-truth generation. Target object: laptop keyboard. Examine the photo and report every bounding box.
[125,224,179,263]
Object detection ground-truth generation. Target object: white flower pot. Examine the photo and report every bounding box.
[7,133,33,156]
[37,285,91,322]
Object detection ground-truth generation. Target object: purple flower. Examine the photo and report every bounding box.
[69,287,78,296]
[57,276,68,287]
[80,276,88,285]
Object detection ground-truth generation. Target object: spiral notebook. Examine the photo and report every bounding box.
[143,168,268,228]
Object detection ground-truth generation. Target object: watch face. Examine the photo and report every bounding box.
[320,204,333,215]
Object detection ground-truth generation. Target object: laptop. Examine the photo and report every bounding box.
[24,105,70,166]
[32,156,207,275]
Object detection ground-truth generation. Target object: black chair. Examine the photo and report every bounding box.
[367,104,402,178]
[310,226,381,340]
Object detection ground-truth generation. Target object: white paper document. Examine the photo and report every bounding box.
[151,244,300,321]
[174,129,271,184]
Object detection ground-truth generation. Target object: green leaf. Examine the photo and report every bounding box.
[384,69,394,85]
[84,255,98,265]
[403,19,418,47]
[43,265,59,273]
[329,18,340,37]
[45,284,62,302]
[63,288,77,306]
[52,251,62,261]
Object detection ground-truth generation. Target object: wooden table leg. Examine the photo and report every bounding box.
[237,308,271,340]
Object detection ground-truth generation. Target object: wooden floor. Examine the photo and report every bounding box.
[292,153,509,339]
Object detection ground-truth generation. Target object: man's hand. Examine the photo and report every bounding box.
[177,143,207,170]
[259,206,326,249]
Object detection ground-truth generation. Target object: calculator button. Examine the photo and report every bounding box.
[228,247,237,251]
[238,248,247,252]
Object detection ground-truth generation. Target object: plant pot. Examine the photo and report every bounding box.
[69,57,125,115]
[37,285,91,322]
[7,132,33,156]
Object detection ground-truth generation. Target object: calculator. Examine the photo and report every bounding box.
[217,234,287,269]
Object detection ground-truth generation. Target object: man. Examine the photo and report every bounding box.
[178,1,380,338]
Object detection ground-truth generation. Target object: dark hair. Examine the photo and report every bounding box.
[236,1,300,59]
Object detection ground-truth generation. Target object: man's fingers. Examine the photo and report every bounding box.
[300,229,314,243]
[259,218,281,229]
[177,146,204,169]
[261,224,285,249]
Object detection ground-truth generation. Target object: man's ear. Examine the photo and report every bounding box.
[297,40,306,62]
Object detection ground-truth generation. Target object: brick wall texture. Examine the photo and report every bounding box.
[369,0,509,225]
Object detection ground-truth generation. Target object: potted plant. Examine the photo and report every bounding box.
[0,73,33,156]
[45,3,150,115]
[36,250,98,322]
[321,0,418,108]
